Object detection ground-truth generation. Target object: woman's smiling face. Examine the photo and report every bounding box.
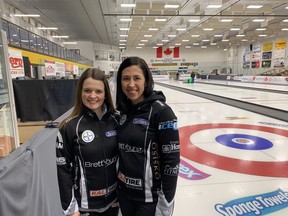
[121,65,146,105]
[81,77,105,115]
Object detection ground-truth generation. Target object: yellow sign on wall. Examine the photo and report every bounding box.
[262,42,273,51]
[275,40,287,49]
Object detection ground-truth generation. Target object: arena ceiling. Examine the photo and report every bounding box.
[5,0,288,49]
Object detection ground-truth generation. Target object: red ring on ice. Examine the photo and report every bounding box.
[179,123,288,177]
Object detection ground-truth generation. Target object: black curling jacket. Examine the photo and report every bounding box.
[117,91,180,205]
[56,106,119,215]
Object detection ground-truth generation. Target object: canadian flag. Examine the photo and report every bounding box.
[156,46,180,58]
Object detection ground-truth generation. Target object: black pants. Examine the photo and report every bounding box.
[80,205,119,216]
[118,191,157,216]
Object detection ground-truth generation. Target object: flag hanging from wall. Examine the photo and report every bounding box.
[156,46,180,58]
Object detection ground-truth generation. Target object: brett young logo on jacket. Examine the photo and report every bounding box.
[158,120,178,130]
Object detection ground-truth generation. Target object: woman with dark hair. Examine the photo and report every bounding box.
[116,57,180,216]
[56,68,119,216]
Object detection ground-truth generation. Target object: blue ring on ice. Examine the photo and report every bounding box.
[215,134,273,150]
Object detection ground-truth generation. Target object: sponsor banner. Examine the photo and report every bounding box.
[262,60,271,68]
[152,75,169,81]
[156,46,180,58]
[55,62,65,77]
[215,189,288,216]
[275,39,287,49]
[65,63,73,73]
[252,43,261,52]
[262,42,273,51]
[8,48,25,78]
[274,48,285,59]
[178,74,190,81]
[73,65,79,75]
[241,76,288,84]
[251,52,261,61]
[179,159,210,180]
[262,51,272,60]
[251,61,260,68]
[45,60,56,76]
[274,58,285,68]
[226,76,242,81]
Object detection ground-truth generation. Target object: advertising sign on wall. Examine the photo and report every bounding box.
[45,60,56,76]
[262,42,273,51]
[8,48,25,78]
[73,65,79,75]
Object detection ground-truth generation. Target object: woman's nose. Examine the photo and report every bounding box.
[128,79,135,86]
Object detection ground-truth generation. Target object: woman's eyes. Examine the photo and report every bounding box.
[122,76,141,81]
[83,89,103,94]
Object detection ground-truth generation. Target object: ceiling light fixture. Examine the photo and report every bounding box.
[52,36,69,38]
[164,4,180,8]
[188,19,200,22]
[247,5,263,9]
[38,27,58,30]
[230,28,240,31]
[155,18,167,22]
[203,28,213,31]
[14,14,40,17]
[207,5,222,8]
[63,42,77,44]
[221,19,233,22]
[120,18,132,22]
[253,19,265,22]
[120,28,129,30]
[256,28,266,31]
[121,4,136,8]
[177,28,186,31]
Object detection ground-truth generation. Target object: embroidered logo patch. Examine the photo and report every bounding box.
[82,130,95,143]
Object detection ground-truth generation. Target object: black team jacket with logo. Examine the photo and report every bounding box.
[117,91,180,214]
[56,107,119,215]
